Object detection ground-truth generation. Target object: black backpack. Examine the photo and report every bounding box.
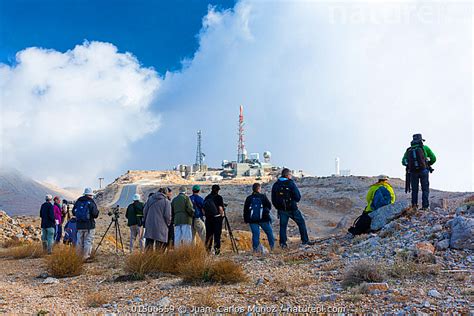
[276,181,292,210]
[407,146,427,172]
[203,196,219,217]
[348,213,372,236]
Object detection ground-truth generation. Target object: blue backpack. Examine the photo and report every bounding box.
[63,218,77,245]
[250,196,264,222]
[371,186,392,210]
[74,200,91,222]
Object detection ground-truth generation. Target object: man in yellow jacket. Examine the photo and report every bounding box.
[348,175,395,236]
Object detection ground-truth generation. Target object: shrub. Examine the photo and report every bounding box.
[342,260,385,288]
[85,292,109,308]
[2,238,27,248]
[125,251,161,279]
[207,259,247,284]
[387,258,440,279]
[160,244,207,274]
[45,245,83,277]
[0,242,44,259]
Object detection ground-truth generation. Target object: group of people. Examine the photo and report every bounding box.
[40,133,436,256]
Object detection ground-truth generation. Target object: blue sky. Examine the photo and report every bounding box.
[1,1,472,191]
[0,0,234,72]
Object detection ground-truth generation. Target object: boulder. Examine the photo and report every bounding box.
[435,239,449,251]
[369,201,409,231]
[449,216,474,250]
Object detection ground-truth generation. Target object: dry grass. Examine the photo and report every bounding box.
[342,260,385,288]
[193,287,219,308]
[1,238,27,248]
[85,292,109,308]
[0,242,44,259]
[124,245,246,284]
[207,259,247,284]
[45,245,83,277]
[387,256,440,279]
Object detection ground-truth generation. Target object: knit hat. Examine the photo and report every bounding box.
[45,194,53,201]
[179,186,187,194]
[412,134,425,142]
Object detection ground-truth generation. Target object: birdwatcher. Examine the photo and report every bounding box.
[143,189,172,251]
[126,193,144,252]
[40,194,55,254]
[203,185,225,255]
[402,133,436,210]
[72,188,99,260]
[171,186,194,246]
[271,168,311,248]
[189,185,206,244]
[243,183,275,252]
[348,175,395,236]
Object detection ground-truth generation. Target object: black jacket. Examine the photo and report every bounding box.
[243,193,272,223]
[126,201,144,226]
[40,202,55,228]
[72,196,99,230]
[271,178,302,211]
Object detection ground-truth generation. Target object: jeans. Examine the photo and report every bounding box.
[54,224,62,243]
[41,227,55,254]
[249,221,275,251]
[279,209,309,246]
[411,169,430,208]
[174,224,193,246]
[205,216,223,253]
[145,239,167,252]
[192,218,206,244]
[76,229,95,258]
[129,225,143,252]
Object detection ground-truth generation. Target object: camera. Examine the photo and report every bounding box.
[108,205,121,220]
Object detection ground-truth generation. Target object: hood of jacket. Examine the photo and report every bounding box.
[149,192,166,203]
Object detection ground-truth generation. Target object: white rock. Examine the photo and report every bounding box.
[428,289,441,298]
[42,277,59,284]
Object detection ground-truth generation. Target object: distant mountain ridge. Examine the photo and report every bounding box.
[0,168,76,216]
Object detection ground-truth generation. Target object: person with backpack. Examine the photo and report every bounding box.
[53,196,63,243]
[402,133,437,210]
[203,184,225,255]
[189,185,206,244]
[271,168,310,248]
[126,193,144,252]
[63,216,78,245]
[40,194,55,254]
[171,186,194,246]
[348,175,395,236]
[72,188,99,259]
[243,183,275,252]
[143,190,172,251]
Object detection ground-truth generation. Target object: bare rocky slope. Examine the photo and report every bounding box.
[0,174,472,314]
[0,168,76,216]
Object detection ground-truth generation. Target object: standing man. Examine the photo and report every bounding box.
[40,195,55,254]
[189,185,206,244]
[402,133,437,210]
[243,183,275,252]
[72,188,99,260]
[271,168,310,248]
[203,185,225,255]
[126,193,144,252]
[171,186,194,246]
[143,190,172,251]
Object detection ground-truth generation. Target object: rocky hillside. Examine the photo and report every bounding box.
[0,168,76,216]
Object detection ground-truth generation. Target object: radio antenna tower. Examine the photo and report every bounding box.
[195,130,204,171]
[237,105,247,163]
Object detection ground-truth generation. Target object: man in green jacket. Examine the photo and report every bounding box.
[171,186,194,246]
[126,193,144,252]
[402,133,437,210]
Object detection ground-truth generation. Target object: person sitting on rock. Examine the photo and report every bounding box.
[348,175,395,236]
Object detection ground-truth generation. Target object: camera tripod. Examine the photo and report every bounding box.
[223,212,239,254]
[93,207,125,256]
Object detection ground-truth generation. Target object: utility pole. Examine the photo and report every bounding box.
[98,177,104,189]
[237,105,247,163]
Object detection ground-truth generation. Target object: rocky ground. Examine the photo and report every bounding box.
[0,176,472,314]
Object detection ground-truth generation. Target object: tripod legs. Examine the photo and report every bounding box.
[224,216,239,254]
[93,217,125,256]
[93,219,114,257]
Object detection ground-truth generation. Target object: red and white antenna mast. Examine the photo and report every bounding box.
[237,105,247,163]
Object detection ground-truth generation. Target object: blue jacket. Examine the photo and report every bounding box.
[189,194,204,219]
[271,177,301,211]
[40,202,55,228]
[72,196,99,230]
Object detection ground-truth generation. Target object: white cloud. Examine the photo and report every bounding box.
[151,1,472,191]
[0,41,161,186]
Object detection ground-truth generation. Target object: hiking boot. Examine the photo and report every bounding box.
[420,207,429,211]
[280,244,288,249]
[214,248,221,256]
[411,205,419,210]
[302,240,315,246]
